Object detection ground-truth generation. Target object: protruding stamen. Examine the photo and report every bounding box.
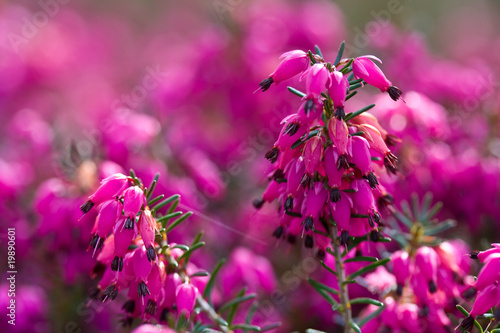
[265,147,279,163]
[258,77,274,92]
[304,235,314,248]
[272,226,284,239]
[387,86,403,101]
[80,200,94,214]
[330,188,342,203]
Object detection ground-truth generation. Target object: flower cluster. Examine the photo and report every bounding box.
[254,46,402,252]
[81,172,205,325]
[460,243,500,331]
[362,240,472,333]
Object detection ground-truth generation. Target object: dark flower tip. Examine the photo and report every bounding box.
[385,134,401,147]
[272,226,284,239]
[396,284,403,296]
[253,197,264,209]
[337,154,349,170]
[340,230,350,247]
[317,249,326,260]
[387,86,402,101]
[284,196,294,213]
[302,216,314,231]
[335,107,345,120]
[384,152,398,174]
[287,234,296,244]
[369,230,381,242]
[272,169,285,180]
[284,122,300,136]
[111,256,124,272]
[460,315,474,331]
[330,188,342,203]
[469,250,479,260]
[366,172,379,189]
[122,300,135,314]
[304,235,314,248]
[80,200,94,214]
[145,299,158,316]
[91,262,106,278]
[300,173,312,189]
[146,245,157,262]
[160,308,169,323]
[265,147,280,163]
[378,193,394,209]
[137,281,151,298]
[462,287,476,299]
[368,212,382,228]
[428,280,437,293]
[304,99,316,114]
[102,284,118,302]
[259,77,274,92]
[124,217,135,230]
[89,287,100,300]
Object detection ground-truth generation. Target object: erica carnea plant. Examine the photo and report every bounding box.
[254,42,403,332]
[80,171,280,332]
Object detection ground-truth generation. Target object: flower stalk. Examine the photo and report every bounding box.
[331,222,353,333]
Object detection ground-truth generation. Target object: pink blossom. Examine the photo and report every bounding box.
[259,50,309,91]
[175,283,199,316]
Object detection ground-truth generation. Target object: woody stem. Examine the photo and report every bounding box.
[331,223,353,333]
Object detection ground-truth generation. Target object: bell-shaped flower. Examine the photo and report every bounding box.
[123,186,146,229]
[328,71,349,119]
[391,250,411,294]
[175,283,199,317]
[414,246,439,293]
[259,50,309,92]
[139,209,158,262]
[81,173,130,213]
[303,135,324,174]
[352,56,402,101]
[301,63,330,100]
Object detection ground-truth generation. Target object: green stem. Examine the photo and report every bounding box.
[331,223,353,333]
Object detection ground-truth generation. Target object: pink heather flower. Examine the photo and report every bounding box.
[352,55,402,101]
[328,118,350,169]
[161,273,182,309]
[357,123,398,174]
[414,246,439,293]
[349,136,377,188]
[139,209,158,262]
[142,262,166,317]
[390,250,411,294]
[123,186,146,229]
[476,243,500,262]
[258,50,309,91]
[303,135,324,175]
[301,183,328,232]
[275,114,309,149]
[90,199,122,255]
[112,217,136,272]
[301,63,331,100]
[328,70,349,119]
[175,283,199,317]
[460,284,500,331]
[474,253,500,291]
[329,192,352,244]
[350,112,400,147]
[324,146,344,199]
[351,179,381,231]
[81,173,130,213]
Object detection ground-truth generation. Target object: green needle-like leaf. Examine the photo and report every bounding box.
[260,323,282,332]
[308,278,340,295]
[287,86,306,98]
[358,305,386,327]
[219,294,257,313]
[344,256,379,263]
[203,258,226,305]
[166,211,193,232]
[344,104,375,121]
[349,321,362,333]
[423,219,457,236]
[157,211,183,223]
[146,173,159,199]
[320,260,338,277]
[456,305,483,333]
[231,324,261,331]
[153,194,180,211]
[347,258,390,281]
[345,90,358,102]
[350,298,384,307]
[147,194,164,206]
[334,41,345,66]
[314,45,324,58]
